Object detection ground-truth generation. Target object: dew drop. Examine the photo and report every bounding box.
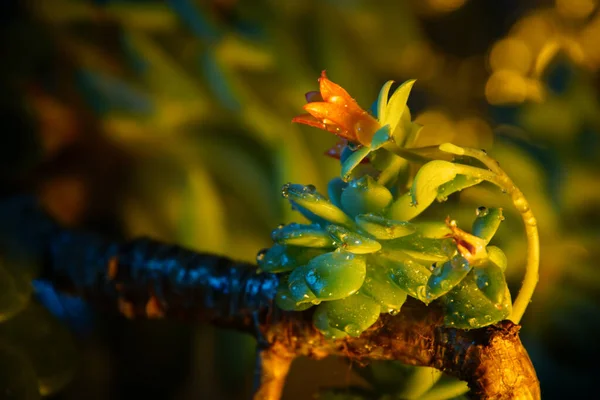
[389,309,401,316]
[281,183,291,198]
[256,248,268,264]
[344,324,362,336]
[468,317,478,327]
[476,206,488,217]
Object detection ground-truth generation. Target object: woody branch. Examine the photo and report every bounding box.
[1,196,540,400]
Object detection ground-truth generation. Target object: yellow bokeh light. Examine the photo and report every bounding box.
[556,0,597,19]
[489,38,532,74]
[511,13,558,54]
[485,70,529,105]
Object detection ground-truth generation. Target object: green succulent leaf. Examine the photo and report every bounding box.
[304,251,367,300]
[380,80,416,142]
[376,253,431,302]
[426,256,472,301]
[282,184,355,228]
[388,160,458,221]
[376,80,394,121]
[287,266,318,303]
[327,225,382,254]
[441,269,512,329]
[340,175,393,218]
[384,235,452,262]
[472,207,504,243]
[313,292,381,338]
[361,259,408,312]
[487,246,508,272]
[341,146,372,181]
[275,285,314,311]
[436,174,483,202]
[355,214,416,240]
[370,125,392,150]
[257,244,327,273]
[414,221,452,239]
[271,223,335,248]
[473,260,508,304]
[327,177,347,209]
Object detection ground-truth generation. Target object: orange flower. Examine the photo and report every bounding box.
[292,71,381,146]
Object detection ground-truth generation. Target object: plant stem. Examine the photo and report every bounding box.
[253,346,294,400]
[440,143,540,324]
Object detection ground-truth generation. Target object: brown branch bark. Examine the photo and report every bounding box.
[1,197,541,400]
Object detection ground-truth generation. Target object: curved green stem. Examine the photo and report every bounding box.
[440,143,540,324]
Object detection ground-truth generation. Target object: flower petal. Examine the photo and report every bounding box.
[293,113,356,141]
[318,71,364,114]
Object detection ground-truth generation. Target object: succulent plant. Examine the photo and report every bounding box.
[258,73,525,339]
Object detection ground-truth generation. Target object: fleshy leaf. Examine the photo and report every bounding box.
[384,235,452,262]
[327,177,347,209]
[271,223,335,248]
[287,266,318,303]
[388,160,458,221]
[282,183,355,228]
[411,160,458,207]
[487,246,507,272]
[414,221,452,238]
[341,146,372,181]
[304,251,367,300]
[313,292,381,338]
[355,214,416,240]
[327,225,382,254]
[436,174,483,202]
[441,269,512,329]
[383,80,416,141]
[472,207,504,244]
[426,256,472,301]
[257,244,327,273]
[362,259,408,312]
[376,253,431,302]
[370,125,392,149]
[376,80,394,121]
[275,286,314,311]
[340,175,393,217]
[473,259,508,304]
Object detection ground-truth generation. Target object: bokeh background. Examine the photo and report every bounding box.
[1,0,599,399]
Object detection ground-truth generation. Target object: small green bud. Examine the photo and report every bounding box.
[341,176,393,218]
